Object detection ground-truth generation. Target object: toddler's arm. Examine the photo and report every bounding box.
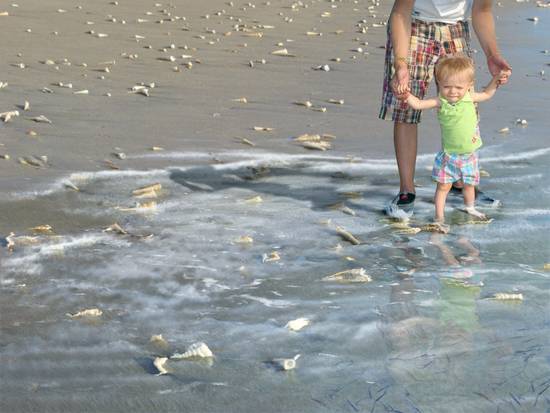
[404,93,439,110]
[471,71,506,102]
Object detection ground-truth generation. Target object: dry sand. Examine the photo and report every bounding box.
[0,0,547,193]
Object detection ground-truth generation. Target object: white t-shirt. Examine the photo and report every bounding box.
[412,0,473,24]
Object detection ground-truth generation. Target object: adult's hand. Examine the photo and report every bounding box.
[390,63,410,100]
[487,53,512,85]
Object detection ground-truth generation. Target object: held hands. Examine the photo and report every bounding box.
[390,62,410,100]
[487,53,512,85]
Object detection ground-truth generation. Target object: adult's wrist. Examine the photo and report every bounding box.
[393,56,408,69]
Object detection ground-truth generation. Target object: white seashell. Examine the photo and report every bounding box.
[150,334,169,348]
[498,127,509,133]
[23,101,30,111]
[322,268,372,283]
[0,110,19,122]
[67,308,103,318]
[285,317,310,331]
[314,64,330,71]
[73,89,89,95]
[272,354,300,370]
[527,16,539,22]
[31,115,52,124]
[516,118,528,125]
[271,48,294,56]
[0,82,8,89]
[95,33,109,38]
[492,293,523,301]
[294,101,313,108]
[113,152,126,160]
[171,342,213,359]
[132,183,161,197]
[153,357,169,375]
[327,98,344,105]
[253,126,274,131]
[262,251,281,263]
[232,97,248,103]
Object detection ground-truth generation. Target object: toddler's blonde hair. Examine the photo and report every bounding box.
[435,54,475,83]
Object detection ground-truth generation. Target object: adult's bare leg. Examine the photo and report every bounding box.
[394,121,418,194]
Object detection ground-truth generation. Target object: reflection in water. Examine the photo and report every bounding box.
[1,151,549,412]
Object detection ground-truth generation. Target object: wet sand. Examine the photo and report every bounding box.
[1,1,550,412]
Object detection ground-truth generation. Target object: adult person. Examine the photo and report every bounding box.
[379,0,512,215]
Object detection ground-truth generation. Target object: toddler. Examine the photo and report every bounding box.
[404,55,505,231]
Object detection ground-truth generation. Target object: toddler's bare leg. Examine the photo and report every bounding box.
[462,185,487,219]
[434,183,452,223]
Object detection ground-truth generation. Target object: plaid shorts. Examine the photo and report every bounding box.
[379,19,471,124]
[432,151,480,186]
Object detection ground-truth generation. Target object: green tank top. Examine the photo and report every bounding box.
[437,92,482,154]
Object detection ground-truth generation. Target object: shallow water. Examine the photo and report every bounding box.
[1,146,549,413]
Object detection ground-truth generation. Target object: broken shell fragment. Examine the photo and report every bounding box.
[327,98,344,105]
[73,89,89,95]
[67,308,103,318]
[262,251,281,263]
[31,115,52,124]
[150,334,169,349]
[236,137,256,147]
[285,317,310,331]
[253,126,274,131]
[153,357,169,375]
[104,223,128,235]
[498,127,510,133]
[294,101,313,108]
[491,293,523,301]
[335,226,361,245]
[322,268,372,283]
[171,342,213,359]
[23,101,30,111]
[272,354,300,371]
[0,110,19,122]
[245,195,263,203]
[132,183,162,197]
[313,64,330,71]
[235,235,254,244]
[30,224,54,234]
[232,97,248,103]
[271,48,294,56]
[299,141,331,151]
[18,156,48,168]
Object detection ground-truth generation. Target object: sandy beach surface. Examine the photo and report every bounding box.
[1,0,550,412]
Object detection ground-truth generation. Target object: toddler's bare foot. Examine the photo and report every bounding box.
[461,206,487,219]
[432,220,450,234]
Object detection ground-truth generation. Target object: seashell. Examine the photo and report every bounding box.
[235,235,254,244]
[73,89,89,95]
[313,64,331,71]
[67,308,103,318]
[491,293,523,301]
[299,141,331,151]
[113,152,126,160]
[153,357,169,375]
[103,160,119,170]
[498,127,510,133]
[322,268,372,283]
[327,98,344,105]
[159,55,176,62]
[272,354,300,371]
[0,154,9,160]
[150,334,169,349]
[527,16,539,22]
[42,87,54,93]
[245,195,263,203]
[271,48,294,56]
[151,146,164,151]
[311,107,327,112]
[341,206,356,216]
[479,169,490,177]
[0,110,19,122]
[232,97,248,103]
[0,81,8,88]
[18,156,47,168]
[31,115,52,124]
[306,31,322,36]
[516,118,528,125]
[23,101,30,111]
[30,224,53,234]
[294,133,321,142]
[236,137,255,147]
[132,183,162,196]
[262,251,280,263]
[294,101,313,108]
[104,223,128,235]
[285,317,310,331]
[335,226,361,245]
[171,342,213,359]
[253,126,274,131]
[0,11,9,16]
[137,88,149,96]
[95,33,109,38]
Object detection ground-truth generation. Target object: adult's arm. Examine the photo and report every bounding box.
[472,0,512,84]
[389,0,415,97]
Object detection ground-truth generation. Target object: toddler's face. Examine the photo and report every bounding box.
[438,73,473,103]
